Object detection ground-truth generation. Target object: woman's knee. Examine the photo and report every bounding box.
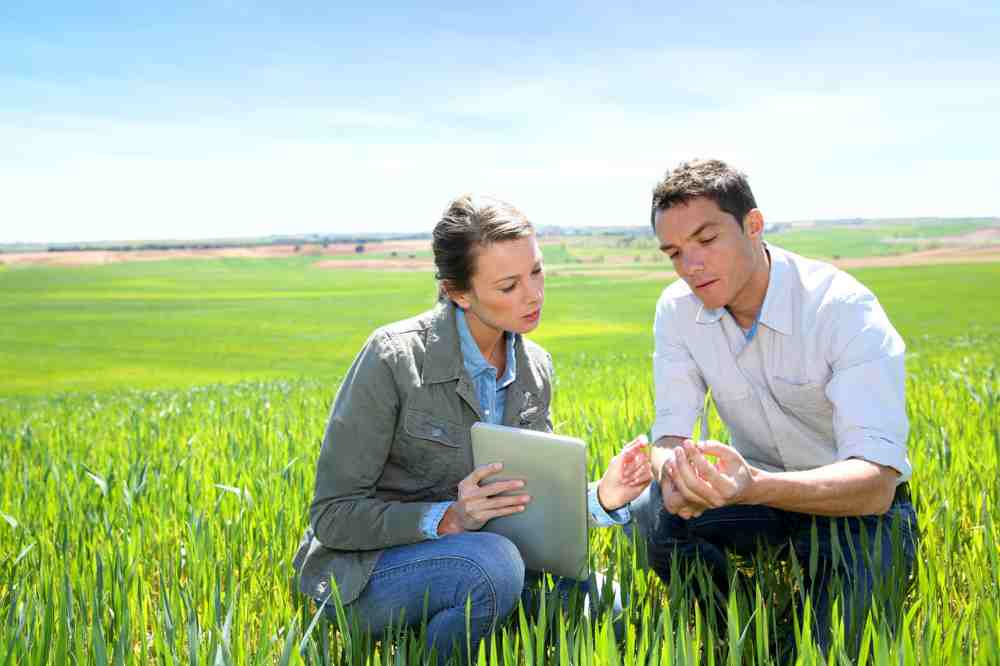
[453,532,525,619]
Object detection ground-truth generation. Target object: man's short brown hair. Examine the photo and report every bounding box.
[650,159,757,230]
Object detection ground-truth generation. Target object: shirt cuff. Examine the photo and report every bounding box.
[587,482,631,527]
[651,409,699,444]
[418,501,454,539]
[837,433,912,483]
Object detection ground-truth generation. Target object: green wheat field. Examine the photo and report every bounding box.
[2,252,999,664]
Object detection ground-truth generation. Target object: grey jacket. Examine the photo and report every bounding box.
[293,303,554,604]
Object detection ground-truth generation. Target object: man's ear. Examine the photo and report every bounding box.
[743,209,765,238]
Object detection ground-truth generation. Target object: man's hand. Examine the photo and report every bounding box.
[597,435,654,511]
[437,463,531,535]
[667,440,754,509]
[653,441,711,519]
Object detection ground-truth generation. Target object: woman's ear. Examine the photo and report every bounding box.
[442,281,470,310]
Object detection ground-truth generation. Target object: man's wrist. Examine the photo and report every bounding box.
[738,467,768,505]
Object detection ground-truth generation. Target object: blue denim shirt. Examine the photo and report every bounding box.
[419,306,629,538]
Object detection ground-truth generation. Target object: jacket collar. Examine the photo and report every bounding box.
[420,301,539,425]
[421,301,466,385]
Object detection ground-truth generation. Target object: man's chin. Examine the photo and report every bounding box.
[695,295,727,310]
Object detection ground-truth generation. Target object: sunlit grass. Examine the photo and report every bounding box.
[2,258,999,663]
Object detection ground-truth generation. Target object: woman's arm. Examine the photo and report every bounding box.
[308,331,440,551]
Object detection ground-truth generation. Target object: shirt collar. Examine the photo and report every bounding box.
[455,306,518,385]
[694,243,792,336]
[755,245,793,336]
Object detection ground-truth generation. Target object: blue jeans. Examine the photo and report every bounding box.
[321,532,613,665]
[635,481,918,658]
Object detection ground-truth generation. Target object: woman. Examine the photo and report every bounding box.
[293,195,651,664]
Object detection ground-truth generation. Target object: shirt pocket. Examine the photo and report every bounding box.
[708,385,752,442]
[771,378,831,415]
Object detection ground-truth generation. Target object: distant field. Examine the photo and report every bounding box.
[1,257,998,396]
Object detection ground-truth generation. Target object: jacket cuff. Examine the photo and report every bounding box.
[419,501,454,539]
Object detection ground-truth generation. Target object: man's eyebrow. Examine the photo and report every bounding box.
[659,222,716,252]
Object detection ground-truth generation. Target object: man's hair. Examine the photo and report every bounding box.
[650,159,757,230]
[433,194,534,301]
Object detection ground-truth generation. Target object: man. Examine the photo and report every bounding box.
[639,159,917,657]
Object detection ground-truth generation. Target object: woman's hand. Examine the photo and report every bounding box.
[596,435,654,512]
[437,463,531,536]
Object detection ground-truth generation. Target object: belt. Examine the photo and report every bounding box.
[893,482,911,504]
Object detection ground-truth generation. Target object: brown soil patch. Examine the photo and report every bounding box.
[833,245,1000,269]
[550,246,1000,280]
[0,240,432,267]
[932,227,1000,244]
[884,227,1000,246]
[314,259,434,271]
[550,268,678,280]
[3,237,997,272]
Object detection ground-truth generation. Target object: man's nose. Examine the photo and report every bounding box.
[681,249,704,274]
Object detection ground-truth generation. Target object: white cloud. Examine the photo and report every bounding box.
[2,47,997,243]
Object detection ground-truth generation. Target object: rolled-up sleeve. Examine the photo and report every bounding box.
[586,482,631,527]
[309,331,441,550]
[825,294,911,482]
[652,296,707,443]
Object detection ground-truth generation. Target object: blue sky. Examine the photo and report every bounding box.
[3,1,998,243]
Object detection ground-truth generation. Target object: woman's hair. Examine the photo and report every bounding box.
[433,194,535,302]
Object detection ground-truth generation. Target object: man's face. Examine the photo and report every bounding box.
[654,196,762,311]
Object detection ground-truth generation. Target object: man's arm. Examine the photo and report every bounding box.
[650,293,708,517]
[742,458,897,515]
[666,289,909,517]
[670,441,898,516]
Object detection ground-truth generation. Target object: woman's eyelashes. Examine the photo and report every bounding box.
[500,266,542,293]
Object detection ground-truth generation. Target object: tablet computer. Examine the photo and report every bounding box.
[470,422,589,581]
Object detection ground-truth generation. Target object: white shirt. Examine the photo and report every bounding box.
[652,244,911,483]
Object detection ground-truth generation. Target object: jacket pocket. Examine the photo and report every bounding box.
[403,409,463,447]
[395,409,468,486]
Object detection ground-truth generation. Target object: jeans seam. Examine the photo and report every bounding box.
[689,515,778,528]
[369,554,499,629]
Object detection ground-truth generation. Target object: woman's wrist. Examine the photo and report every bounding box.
[436,504,464,536]
[596,479,622,513]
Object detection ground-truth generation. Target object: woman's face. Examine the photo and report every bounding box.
[451,235,545,335]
